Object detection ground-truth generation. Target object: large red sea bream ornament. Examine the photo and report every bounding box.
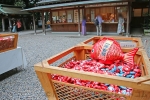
[90,37,139,65]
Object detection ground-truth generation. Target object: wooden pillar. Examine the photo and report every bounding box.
[129,2,132,23]
[84,7,86,18]
[46,12,48,21]
[129,2,132,35]
[8,18,12,27]
[22,18,26,30]
[8,18,12,32]
[2,18,5,32]
[42,11,46,35]
[42,11,44,32]
[126,5,129,37]
[33,13,37,35]
[148,0,150,15]
[49,10,52,24]
[50,10,52,32]
[78,6,81,36]
[35,71,57,100]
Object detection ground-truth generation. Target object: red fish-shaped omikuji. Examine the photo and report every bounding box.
[90,37,139,65]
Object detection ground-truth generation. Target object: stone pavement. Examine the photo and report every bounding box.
[0,30,150,100]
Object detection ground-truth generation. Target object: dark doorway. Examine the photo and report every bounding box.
[130,1,149,35]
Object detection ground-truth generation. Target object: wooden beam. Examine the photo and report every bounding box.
[49,10,52,24]
[51,7,84,11]
[33,13,37,35]
[8,18,12,32]
[84,6,86,18]
[2,18,5,32]
[78,6,81,35]
[42,11,46,35]
[35,71,58,100]
[126,5,129,36]
[42,11,44,32]
[22,18,26,30]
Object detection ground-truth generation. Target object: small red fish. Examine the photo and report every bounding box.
[90,37,139,65]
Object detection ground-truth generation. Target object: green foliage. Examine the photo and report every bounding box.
[0,0,39,8]
[14,0,26,7]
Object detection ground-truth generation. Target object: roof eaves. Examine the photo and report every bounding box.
[22,0,130,11]
[0,7,30,15]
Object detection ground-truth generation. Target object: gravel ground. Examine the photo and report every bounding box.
[0,34,150,100]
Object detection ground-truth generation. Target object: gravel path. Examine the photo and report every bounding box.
[0,34,150,100]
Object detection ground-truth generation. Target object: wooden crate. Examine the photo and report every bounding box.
[34,44,150,100]
[80,36,143,48]
[0,33,18,53]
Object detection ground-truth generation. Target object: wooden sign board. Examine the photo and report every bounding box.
[119,42,137,48]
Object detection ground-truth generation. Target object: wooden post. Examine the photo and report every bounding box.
[129,2,132,35]
[129,1,132,24]
[22,18,26,30]
[50,10,52,24]
[78,6,81,36]
[74,50,85,60]
[2,18,5,32]
[42,12,44,32]
[84,6,86,16]
[8,18,12,32]
[130,90,150,100]
[126,5,129,37]
[49,10,52,32]
[33,13,37,35]
[148,0,150,15]
[42,11,46,35]
[35,71,58,100]
[46,12,48,21]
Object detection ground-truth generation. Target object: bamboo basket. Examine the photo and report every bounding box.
[34,44,150,100]
[0,33,18,53]
[80,36,143,48]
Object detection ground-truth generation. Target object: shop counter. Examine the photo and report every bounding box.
[50,22,126,32]
[86,22,120,32]
[50,23,78,32]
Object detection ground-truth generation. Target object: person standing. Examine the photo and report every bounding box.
[30,22,33,29]
[12,21,17,33]
[117,13,125,35]
[81,16,86,36]
[46,20,51,28]
[17,19,22,32]
[95,15,102,36]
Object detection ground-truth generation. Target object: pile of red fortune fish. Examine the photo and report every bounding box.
[52,59,141,95]
[0,36,15,50]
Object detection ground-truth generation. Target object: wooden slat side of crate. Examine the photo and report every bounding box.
[0,33,18,53]
[52,80,130,100]
[35,71,58,100]
[34,45,150,100]
[34,64,150,100]
[81,36,143,48]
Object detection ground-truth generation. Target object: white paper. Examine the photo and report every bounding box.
[68,14,71,19]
